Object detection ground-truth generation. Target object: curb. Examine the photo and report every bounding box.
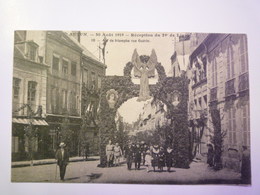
[12,157,99,168]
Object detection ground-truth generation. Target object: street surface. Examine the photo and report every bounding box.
[11,158,242,184]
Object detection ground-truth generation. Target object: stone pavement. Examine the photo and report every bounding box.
[11,157,243,184]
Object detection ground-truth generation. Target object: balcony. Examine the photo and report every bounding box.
[70,108,79,116]
[225,78,236,98]
[210,87,218,102]
[238,72,249,93]
[50,105,79,116]
[12,102,40,117]
[192,78,207,90]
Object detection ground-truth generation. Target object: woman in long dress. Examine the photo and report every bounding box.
[151,145,160,172]
[165,146,174,172]
[113,143,122,166]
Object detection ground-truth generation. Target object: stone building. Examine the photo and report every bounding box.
[12,31,49,161]
[80,47,106,155]
[135,99,168,133]
[70,32,106,155]
[188,33,209,157]
[43,31,84,156]
[12,30,106,160]
[188,33,250,171]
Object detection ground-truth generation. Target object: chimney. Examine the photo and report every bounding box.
[72,31,81,43]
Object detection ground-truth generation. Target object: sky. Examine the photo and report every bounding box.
[116,97,149,124]
[78,31,182,123]
[78,31,182,76]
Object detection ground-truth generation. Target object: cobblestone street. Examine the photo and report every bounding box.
[11,158,242,184]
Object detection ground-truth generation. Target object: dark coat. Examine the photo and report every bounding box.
[133,147,142,162]
[241,149,251,181]
[158,150,165,167]
[165,149,174,167]
[151,148,160,167]
[55,148,69,166]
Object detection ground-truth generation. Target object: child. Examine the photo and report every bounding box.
[145,150,152,173]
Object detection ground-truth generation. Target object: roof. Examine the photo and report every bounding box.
[14,46,25,59]
[62,31,106,68]
[47,31,84,52]
[68,36,99,61]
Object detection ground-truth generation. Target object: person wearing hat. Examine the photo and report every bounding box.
[241,145,251,184]
[165,146,174,172]
[55,142,70,181]
[158,146,165,172]
[106,140,114,167]
[133,143,142,170]
[207,144,214,167]
[151,144,160,172]
[145,150,152,172]
[113,143,122,166]
[124,143,132,170]
[140,141,148,165]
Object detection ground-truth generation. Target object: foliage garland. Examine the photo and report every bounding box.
[98,61,190,168]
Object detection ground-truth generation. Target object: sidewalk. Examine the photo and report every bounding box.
[11,156,100,168]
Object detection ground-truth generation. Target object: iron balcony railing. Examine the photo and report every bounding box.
[12,102,38,116]
[238,72,249,92]
[210,87,218,102]
[225,78,236,97]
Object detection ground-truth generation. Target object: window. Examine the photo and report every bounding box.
[203,95,207,106]
[27,81,37,102]
[227,107,237,145]
[13,78,21,100]
[62,89,68,109]
[83,69,88,84]
[211,58,217,87]
[91,72,96,89]
[52,56,59,71]
[239,35,248,74]
[56,88,61,112]
[98,76,102,89]
[51,87,57,112]
[194,99,197,108]
[227,42,235,80]
[71,62,77,76]
[202,57,207,79]
[242,105,250,146]
[198,97,202,109]
[28,45,37,61]
[62,59,68,74]
[71,91,76,109]
[12,136,19,153]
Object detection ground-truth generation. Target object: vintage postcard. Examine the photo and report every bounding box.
[11,31,250,184]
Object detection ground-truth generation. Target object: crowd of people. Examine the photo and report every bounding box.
[106,140,175,173]
[54,140,250,182]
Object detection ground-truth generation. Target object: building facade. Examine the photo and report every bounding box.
[188,34,209,157]
[12,31,49,161]
[188,34,250,172]
[44,31,83,156]
[12,31,106,160]
[81,48,106,155]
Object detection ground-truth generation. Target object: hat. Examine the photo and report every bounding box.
[59,142,66,147]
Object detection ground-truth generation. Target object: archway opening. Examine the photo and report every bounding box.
[115,96,169,145]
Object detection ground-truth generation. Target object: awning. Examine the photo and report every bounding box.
[12,118,49,126]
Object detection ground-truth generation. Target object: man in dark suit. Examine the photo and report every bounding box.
[55,142,69,181]
[124,143,133,170]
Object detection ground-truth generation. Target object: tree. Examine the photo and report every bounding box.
[189,111,207,160]
[209,108,227,170]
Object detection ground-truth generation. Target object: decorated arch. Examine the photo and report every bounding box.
[97,54,190,168]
